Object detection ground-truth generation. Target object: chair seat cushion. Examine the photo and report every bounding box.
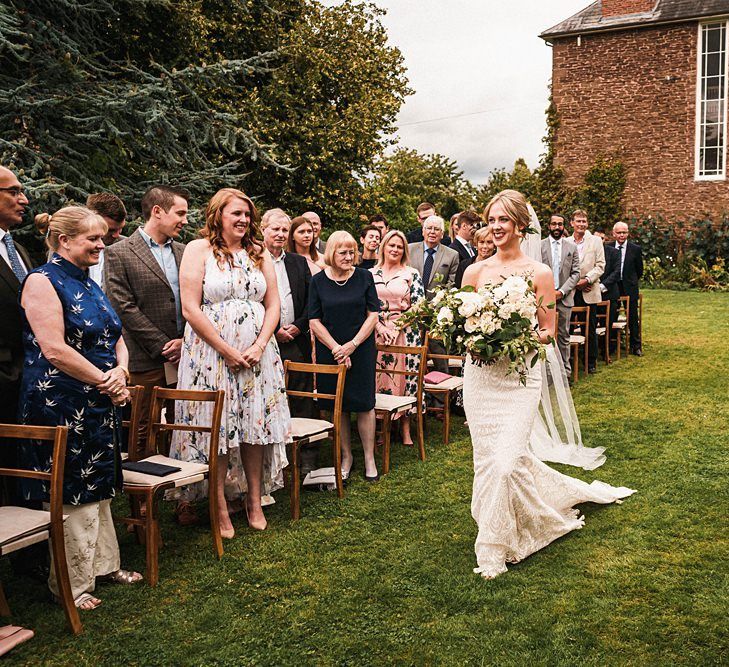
[595,326,606,335]
[0,506,55,555]
[570,335,586,344]
[424,376,464,391]
[122,454,208,488]
[612,322,627,330]
[291,417,333,441]
[375,393,416,413]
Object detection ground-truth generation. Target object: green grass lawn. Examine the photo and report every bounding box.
[3,289,728,666]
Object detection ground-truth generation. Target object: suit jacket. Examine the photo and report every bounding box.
[282,251,311,359]
[540,237,580,308]
[601,243,622,301]
[406,227,423,244]
[0,239,34,384]
[455,256,475,289]
[451,236,476,263]
[614,240,643,292]
[566,231,605,305]
[408,242,460,299]
[103,229,185,372]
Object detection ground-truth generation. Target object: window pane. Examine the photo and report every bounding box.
[707,27,722,53]
[703,147,719,173]
[697,23,727,178]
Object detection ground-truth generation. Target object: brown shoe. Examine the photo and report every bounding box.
[174,501,199,526]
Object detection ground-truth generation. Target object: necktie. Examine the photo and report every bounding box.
[3,232,27,282]
[552,240,561,289]
[422,247,435,288]
[618,243,625,278]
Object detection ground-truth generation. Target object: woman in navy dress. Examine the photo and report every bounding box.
[19,206,141,611]
[309,231,380,481]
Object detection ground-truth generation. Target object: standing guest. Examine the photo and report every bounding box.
[565,209,605,374]
[19,206,141,611]
[358,224,381,270]
[369,214,389,240]
[451,210,480,263]
[455,226,496,288]
[596,233,622,354]
[302,211,326,253]
[170,189,290,536]
[406,201,437,244]
[309,231,380,481]
[289,216,324,274]
[448,213,459,246]
[540,214,580,376]
[370,230,424,446]
[85,193,127,288]
[612,221,644,356]
[408,215,460,380]
[104,186,188,459]
[260,208,317,476]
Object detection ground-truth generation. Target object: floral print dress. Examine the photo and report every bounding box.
[370,265,425,416]
[169,250,290,500]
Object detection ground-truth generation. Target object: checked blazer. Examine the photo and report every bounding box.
[103,229,185,372]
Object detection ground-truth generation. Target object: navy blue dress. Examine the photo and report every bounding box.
[18,254,123,505]
[309,268,379,412]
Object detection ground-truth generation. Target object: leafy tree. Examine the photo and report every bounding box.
[478,158,538,211]
[363,148,477,232]
[572,155,626,228]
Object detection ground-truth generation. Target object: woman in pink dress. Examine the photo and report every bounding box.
[370,230,425,446]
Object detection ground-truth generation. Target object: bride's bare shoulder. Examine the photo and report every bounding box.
[527,258,552,281]
[462,256,499,287]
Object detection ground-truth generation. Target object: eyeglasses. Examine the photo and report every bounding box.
[0,186,25,198]
[336,250,356,257]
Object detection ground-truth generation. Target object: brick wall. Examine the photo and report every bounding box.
[551,22,729,223]
[601,0,655,17]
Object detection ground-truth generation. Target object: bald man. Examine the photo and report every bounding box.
[612,221,644,356]
[302,211,326,253]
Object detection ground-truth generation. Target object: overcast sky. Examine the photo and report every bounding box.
[367,0,590,185]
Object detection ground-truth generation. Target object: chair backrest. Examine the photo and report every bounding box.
[146,388,226,471]
[122,385,144,462]
[283,361,347,426]
[595,300,611,329]
[618,295,630,323]
[570,306,590,337]
[423,333,466,367]
[375,343,428,401]
[0,424,68,528]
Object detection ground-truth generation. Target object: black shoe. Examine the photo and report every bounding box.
[588,366,597,374]
[631,348,643,357]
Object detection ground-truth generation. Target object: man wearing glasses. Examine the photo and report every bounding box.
[406,201,437,244]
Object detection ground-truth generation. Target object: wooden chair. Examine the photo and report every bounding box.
[374,343,427,474]
[0,424,81,635]
[120,385,144,463]
[595,300,612,365]
[612,295,630,360]
[284,361,346,521]
[638,293,643,349]
[569,306,590,383]
[423,334,465,447]
[121,387,225,586]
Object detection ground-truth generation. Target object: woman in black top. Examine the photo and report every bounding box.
[309,231,380,481]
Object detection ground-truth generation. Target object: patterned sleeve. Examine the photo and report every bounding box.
[410,268,425,305]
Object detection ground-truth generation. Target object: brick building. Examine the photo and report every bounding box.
[541,0,729,222]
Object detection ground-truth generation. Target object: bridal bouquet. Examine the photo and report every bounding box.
[398,275,551,385]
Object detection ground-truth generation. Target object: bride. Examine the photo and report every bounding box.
[461,190,635,580]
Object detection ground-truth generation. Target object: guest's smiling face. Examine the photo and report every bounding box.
[384,235,405,264]
[221,197,251,246]
[476,235,495,260]
[548,215,565,240]
[61,220,107,269]
[361,230,381,253]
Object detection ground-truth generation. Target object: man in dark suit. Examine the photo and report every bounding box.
[612,221,644,356]
[302,211,326,254]
[540,214,580,376]
[595,231,621,353]
[450,210,479,263]
[406,201,437,244]
[261,208,316,473]
[104,185,188,458]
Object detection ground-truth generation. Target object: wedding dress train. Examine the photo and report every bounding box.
[463,355,635,579]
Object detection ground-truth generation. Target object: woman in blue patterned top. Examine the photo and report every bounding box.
[19,206,142,611]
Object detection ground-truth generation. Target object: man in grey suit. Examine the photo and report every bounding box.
[104,185,188,459]
[408,215,460,385]
[541,214,580,377]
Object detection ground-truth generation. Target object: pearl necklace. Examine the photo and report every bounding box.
[330,268,354,286]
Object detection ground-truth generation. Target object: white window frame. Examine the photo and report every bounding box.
[695,20,729,181]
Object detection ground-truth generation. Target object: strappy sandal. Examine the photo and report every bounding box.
[97,569,143,585]
[53,592,101,611]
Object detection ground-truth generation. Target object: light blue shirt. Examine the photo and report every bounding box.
[138,228,182,333]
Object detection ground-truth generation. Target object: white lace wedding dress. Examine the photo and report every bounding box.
[464,347,635,579]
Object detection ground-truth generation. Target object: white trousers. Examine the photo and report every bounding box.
[48,499,120,600]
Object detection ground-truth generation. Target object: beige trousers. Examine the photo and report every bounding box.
[48,499,120,600]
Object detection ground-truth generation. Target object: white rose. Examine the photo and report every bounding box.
[432,289,446,306]
[457,292,482,318]
[493,285,507,302]
[437,306,454,324]
[464,315,480,333]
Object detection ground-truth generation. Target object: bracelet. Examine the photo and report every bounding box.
[254,341,265,353]
[117,366,130,383]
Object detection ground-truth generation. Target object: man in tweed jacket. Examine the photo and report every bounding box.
[104,185,188,457]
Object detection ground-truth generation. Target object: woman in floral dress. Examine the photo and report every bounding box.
[370,230,425,446]
[170,189,290,536]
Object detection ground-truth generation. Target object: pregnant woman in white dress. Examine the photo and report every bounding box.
[461,190,635,580]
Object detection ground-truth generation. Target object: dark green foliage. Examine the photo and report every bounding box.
[572,155,626,228]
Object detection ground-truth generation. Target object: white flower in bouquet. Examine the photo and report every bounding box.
[464,315,480,333]
[498,301,518,320]
[432,289,447,306]
[502,275,529,296]
[479,311,500,334]
[456,291,483,318]
[437,306,454,324]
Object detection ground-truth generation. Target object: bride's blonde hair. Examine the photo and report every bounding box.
[483,190,531,236]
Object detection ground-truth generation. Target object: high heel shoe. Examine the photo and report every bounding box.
[245,503,267,531]
[220,526,235,540]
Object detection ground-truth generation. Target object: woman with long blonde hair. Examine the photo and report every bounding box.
[169,188,290,536]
